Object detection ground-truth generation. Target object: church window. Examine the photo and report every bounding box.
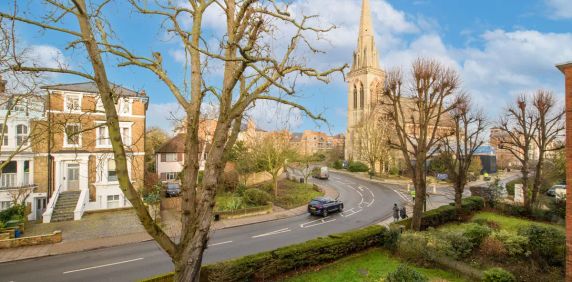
[360,84,365,109]
[353,86,357,110]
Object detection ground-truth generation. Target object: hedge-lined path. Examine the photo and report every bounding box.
[0,172,404,282]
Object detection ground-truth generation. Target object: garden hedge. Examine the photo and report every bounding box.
[394,196,484,230]
[141,225,388,282]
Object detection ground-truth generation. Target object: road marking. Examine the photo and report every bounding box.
[208,240,233,247]
[63,258,144,274]
[252,228,291,238]
[340,208,362,217]
[300,216,336,228]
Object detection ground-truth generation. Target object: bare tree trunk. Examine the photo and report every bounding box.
[411,160,426,230]
[531,153,544,206]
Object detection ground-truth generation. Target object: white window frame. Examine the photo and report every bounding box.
[95,97,105,113]
[165,153,177,162]
[64,94,82,113]
[116,98,132,115]
[120,124,132,146]
[95,122,111,148]
[106,194,120,209]
[107,159,117,183]
[0,123,9,147]
[15,124,28,146]
[64,123,82,148]
[166,172,178,180]
[0,201,12,211]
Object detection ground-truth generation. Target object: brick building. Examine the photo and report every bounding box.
[290,130,345,156]
[36,82,148,222]
[556,61,572,281]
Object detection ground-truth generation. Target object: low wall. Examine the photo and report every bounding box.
[0,230,62,249]
[241,171,274,186]
[214,203,273,220]
[161,197,181,212]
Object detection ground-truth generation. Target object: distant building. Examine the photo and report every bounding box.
[290,130,344,156]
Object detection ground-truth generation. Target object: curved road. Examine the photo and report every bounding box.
[0,172,405,282]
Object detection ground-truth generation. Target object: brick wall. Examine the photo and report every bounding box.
[559,63,572,281]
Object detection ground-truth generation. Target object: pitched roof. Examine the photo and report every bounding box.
[42,82,142,97]
[156,134,186,153]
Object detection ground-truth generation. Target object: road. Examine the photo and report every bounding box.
[0,172,406,282]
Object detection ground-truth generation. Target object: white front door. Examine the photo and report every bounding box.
[65,163,80,191]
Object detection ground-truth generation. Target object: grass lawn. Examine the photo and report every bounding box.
[285,248,466,282]
[274,180,323,209]
[438,211,565,234]
[470,211,565,233]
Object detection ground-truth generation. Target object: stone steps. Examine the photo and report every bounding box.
[51,191,80,222]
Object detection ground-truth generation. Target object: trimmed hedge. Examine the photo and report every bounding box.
[394,196,484,230]
[141,225,388,282]
[348,161,369,172]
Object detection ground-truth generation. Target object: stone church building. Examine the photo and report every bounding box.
[345,0,385,161]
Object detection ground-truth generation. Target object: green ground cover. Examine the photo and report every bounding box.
[285,248,466,282]
[273,180,323,209]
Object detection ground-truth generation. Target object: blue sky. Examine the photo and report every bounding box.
[2,0,572,135]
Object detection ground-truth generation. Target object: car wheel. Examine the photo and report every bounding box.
[323,209,328,217]
[339,204,344,211]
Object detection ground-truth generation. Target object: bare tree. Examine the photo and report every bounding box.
[442,94,487,210]
[530,90,565,206]
[382,58,459,231]
[1,1,345,280]
[253,131,295,196]
[355,111,390,176]
[497,95,537,210]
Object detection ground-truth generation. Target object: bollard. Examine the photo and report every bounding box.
[407,184,410,192]
[432,184,436,194]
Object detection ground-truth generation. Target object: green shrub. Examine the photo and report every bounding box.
[442,232,474,259]
[386,264,428,282]
[482,267,516,282]
[0,204,25,223]
[242,189,271,206]
[202,225,388,281]
[235,183,247,197]
[397,232,430,262]
[463,223,491,246]
[348,161,369,172]
[518,224,565,266]
[216,196,244,211]
[394,196,485,230]
[332,160,343,169]
[492,230,529,257]
[383,227,401,252]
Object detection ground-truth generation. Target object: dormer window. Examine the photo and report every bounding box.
[65,94,81,112]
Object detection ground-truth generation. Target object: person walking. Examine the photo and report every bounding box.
[410,190,416,202]
[392,203,399,222]
[400,206,408,219]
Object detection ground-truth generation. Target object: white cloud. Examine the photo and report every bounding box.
[147,103,185,133]
[545,0,572,19]
[246,100,303,131]
[25,45,66,68]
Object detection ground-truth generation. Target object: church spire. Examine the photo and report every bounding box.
[352,0,379,70]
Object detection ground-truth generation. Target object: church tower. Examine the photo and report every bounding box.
[345,0,385,160]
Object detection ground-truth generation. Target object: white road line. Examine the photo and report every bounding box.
[252,228,291,238]
[301,217,336,228]
[63,258,144,274]
[208,240,233,247]
[341,208,362,217]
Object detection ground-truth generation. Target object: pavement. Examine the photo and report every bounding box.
[0,183,339,264]
[0,172,404,281]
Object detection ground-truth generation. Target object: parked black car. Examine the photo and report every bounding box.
[165,183,181,197]
[307,197,343,217]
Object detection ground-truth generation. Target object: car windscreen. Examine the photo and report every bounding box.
[167,184,180,190]
[309,200,322,205]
